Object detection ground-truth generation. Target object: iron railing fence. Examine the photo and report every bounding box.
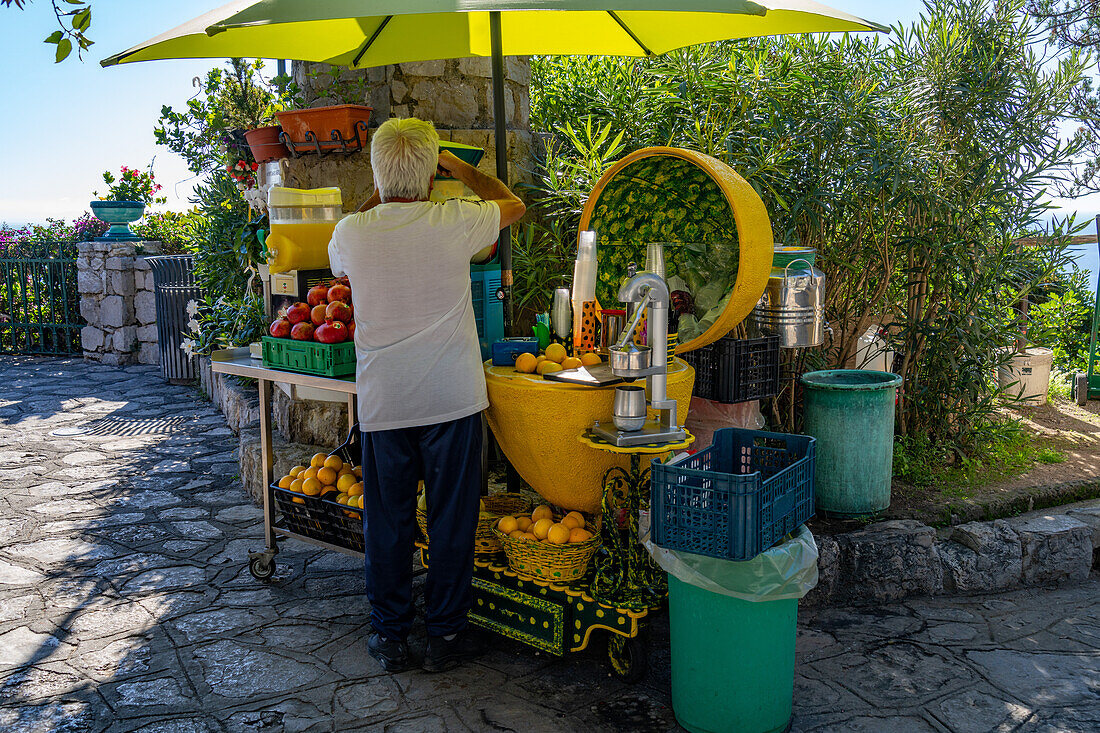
[0,240,83,355]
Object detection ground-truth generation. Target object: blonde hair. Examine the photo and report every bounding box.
[370,117,439,201]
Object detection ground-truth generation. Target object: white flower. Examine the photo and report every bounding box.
[185,300,200,317]
[187,318,200,333]
[181,339,196,357]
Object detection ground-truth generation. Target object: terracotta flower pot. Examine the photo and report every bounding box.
[276,105,373,149]
[244,125,290,163]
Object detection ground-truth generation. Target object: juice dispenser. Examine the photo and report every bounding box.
[265,186,343,275]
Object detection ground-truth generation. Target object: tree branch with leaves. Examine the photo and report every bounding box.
[2,0,93,62]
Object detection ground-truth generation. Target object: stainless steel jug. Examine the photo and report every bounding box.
[752,247,825,347]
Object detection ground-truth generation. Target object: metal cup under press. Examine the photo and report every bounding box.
[612,385,648,432]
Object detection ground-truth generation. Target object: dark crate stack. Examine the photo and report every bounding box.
[681,334,780,403]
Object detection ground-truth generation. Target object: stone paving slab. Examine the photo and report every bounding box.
[0,357,1098,732]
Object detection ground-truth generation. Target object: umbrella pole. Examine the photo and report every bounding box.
[490,10,514,336]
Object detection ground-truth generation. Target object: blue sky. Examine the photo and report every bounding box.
[2,0,1096,266]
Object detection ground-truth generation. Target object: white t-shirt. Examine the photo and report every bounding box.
[328,199,501,432]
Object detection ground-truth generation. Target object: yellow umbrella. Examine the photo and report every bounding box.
[103,0,886,329]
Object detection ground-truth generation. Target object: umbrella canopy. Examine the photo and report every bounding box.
[103,1,886,69]
[103,0,885,333]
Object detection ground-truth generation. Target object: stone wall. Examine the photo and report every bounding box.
[287,60,536,213]
[77,241,159,366]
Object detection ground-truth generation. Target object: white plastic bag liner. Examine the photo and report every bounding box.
[645,525,819,602]
[684,397,765,449]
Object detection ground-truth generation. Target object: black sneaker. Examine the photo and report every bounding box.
[368,633,409,673]
[422,629,484,673]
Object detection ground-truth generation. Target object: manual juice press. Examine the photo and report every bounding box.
[591,272,688,447]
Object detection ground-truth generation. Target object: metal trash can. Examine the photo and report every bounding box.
[147,255,203,382]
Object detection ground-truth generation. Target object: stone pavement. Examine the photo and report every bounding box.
[0,357,1097,733]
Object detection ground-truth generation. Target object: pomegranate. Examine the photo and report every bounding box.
[315,320,346,344]
[329,320,349,342]
[310,304,328,326]
[327,283,352,304]
[290,322,314,341]
[325,300,352,323]
[346,321,355,340]
[285,302,311,325]
[269,318,292,338]
[307,284,329,308]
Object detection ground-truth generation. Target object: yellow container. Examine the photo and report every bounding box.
[266,186,343,274]
[484,359,694,514]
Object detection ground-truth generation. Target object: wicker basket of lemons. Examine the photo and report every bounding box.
[492,505,600,583]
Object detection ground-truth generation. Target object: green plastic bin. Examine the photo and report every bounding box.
[668,577,798,733]
[800,369,902,516]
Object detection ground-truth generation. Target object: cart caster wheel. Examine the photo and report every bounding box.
[607,634,647,683]
[1074,372,1088,406]
[248,556,276,582]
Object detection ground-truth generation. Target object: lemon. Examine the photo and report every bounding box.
[317,467,338,486]
[547,523,571,544]
[514,352,538,374]
[357,495,364,509]
[536,361,563,375]
[544,343,567,363]
[562,511,585,530]
[337,474,357,492]
[309,453,327,468]
[336,493,350,505]
[532,518,554,540]
[561,356,582,370]
[580,352,603,367]
[568,527,593,543]
[531,505,553,522]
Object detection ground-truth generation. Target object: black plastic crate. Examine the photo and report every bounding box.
[682,334,780,403]
[271,425,364,553]
[651,427,815,561]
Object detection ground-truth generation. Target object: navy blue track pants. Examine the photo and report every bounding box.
[360,412,482,640]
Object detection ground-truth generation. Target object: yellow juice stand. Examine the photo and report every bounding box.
[449,147,774,679]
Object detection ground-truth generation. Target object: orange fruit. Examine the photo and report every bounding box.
[348,481,364,498]
[515,516,533,532]
[319,485,338,499]
[561,356,582,370]
[536,360,562,375]
[316,467,338,486]
[357,495,364,509]
[301,478,322,496]
[497,516,518,534]
[520,532,538,541]
[323,455,344,471]
[289,478,305,493]
[547,523,570,544]
[336,474,357,492]
[292,497,305,505]
[278,475,294,489]
[353,466,362,478]
[514,352,538,374]
[336,493,350,505]
[288,465,307,478]
[545,343,567,363]
[568,528,593,543]
[562,511,585,530]
[532,518,553,540]
[535,354,548,364]
[580,352,602,367]
[531,505,553,522]
[309,453,327,468]
[508,529,525,538]
[302,467,318,480]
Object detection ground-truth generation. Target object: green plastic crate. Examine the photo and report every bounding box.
[262,336,356,377]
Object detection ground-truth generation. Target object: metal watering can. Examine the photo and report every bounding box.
[752,246,825,348]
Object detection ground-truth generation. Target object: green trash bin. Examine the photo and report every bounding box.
[648,526,818,733]
[801,369,902,517]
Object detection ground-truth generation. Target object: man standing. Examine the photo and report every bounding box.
[328,117,525,673]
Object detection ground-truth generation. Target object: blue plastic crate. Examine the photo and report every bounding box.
[471,264,504,361]
[651,428,815,561]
